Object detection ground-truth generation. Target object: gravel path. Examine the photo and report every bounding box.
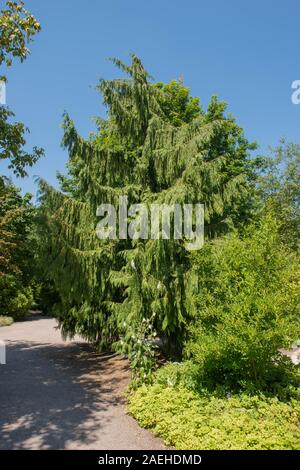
[0,316,164,450]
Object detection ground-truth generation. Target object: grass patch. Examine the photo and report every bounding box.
[0,316,14,327]
[128,383,300,449]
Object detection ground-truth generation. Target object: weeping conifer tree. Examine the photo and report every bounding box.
[39,55,257,356]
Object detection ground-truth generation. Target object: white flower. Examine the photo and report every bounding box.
[130,259,136,270]
[167,378,174,387]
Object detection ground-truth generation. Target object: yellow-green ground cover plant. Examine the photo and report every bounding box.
[129,216,300,449]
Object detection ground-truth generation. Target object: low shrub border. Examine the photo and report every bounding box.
[128,383,300,450]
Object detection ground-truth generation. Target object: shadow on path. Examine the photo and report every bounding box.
[0,340,130,449]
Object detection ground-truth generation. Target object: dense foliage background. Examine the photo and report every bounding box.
[0,0,43,321]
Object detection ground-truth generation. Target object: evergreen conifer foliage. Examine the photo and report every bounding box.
[40,55,256,360]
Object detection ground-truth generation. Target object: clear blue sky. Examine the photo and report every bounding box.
[2,0,300,196]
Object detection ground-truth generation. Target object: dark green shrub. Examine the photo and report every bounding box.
[0,274,33,319]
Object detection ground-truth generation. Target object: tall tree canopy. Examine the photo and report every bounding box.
[257,141,300,249]
[0,1,42,318]
[40,55,258,358]
[0,0,43,177]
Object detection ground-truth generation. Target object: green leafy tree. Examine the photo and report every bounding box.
[153,80,202,126]
[0,0,41,68]
[0,1,42,319]
[0,176,35,317]
[0,0,43,176]
[257,140,300,248]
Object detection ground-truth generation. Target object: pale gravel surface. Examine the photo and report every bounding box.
[0,316,164,450]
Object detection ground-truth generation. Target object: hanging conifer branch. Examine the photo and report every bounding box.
[39,55,257,367]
